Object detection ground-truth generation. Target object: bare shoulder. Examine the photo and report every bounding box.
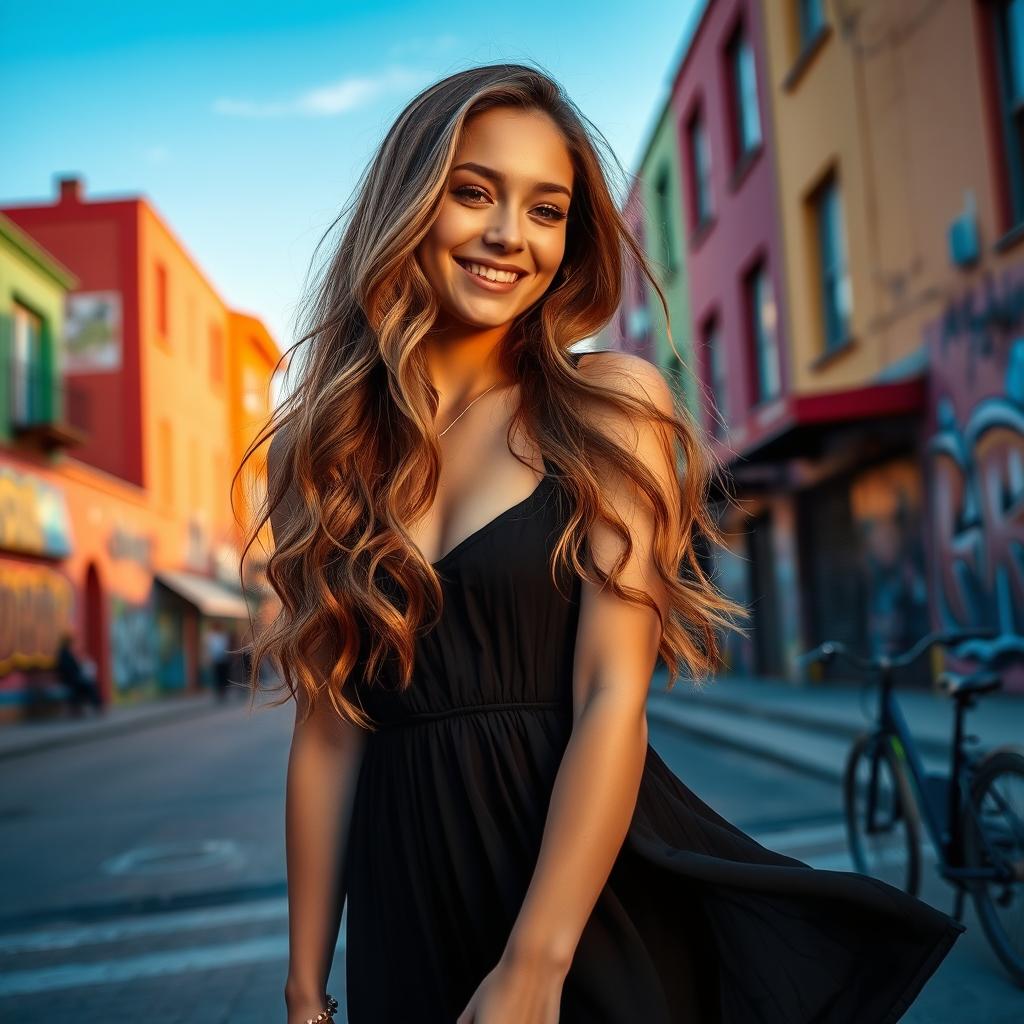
[574,349,675,443]
[574,349,681,531]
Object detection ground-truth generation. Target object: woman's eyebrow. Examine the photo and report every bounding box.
[452,161,572,200]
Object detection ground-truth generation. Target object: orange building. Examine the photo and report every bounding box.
[227,311,279,562]
[0,178,281,717]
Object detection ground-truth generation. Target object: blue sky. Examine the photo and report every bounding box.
[2,1,704,353]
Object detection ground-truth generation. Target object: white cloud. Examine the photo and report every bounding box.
[212,65,426,119]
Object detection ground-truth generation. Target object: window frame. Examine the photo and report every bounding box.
[797,0,826,50]
[702,312,728,438]
[810,170,853,354]
[993,0,1024,228]
[744,260,782,406]
[725,22,762,167]
[686,105,714,233]
[654,163,679,276]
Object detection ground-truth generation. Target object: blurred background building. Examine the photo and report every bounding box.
[0,178,281,720]
[4,0,1022,707]
[595,0,1024,693]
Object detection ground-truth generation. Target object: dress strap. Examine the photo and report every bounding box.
[568,348,612,367]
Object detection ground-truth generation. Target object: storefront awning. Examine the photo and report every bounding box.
[154,570,252,619]
[726,375,927,465]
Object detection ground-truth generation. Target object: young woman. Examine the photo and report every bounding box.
[240,64,964,1024]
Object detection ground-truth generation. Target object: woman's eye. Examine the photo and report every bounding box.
[454,186,566,222]
[455,185,489,202]
[535,205,567,222]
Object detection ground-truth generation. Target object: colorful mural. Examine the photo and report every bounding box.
[849,459,929,663]
[926,267,1024,671]
[109,595,157,692]
[0,559,75,679]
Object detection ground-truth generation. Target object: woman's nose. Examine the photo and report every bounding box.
[484,210,524,250]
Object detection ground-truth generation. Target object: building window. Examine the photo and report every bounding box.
[703,314,728,438]
[811,172,852,351]
[993,0,1024,226]
[745,261,781,404]
[797,0,826,49]
[727,25,762,163]
[654,165,678,275]
[687,108,713,230]
[189,435,201,510]
[159,418,174,511]
[209,322,224,389]
[11,302,44,426]
[155,262,169,340]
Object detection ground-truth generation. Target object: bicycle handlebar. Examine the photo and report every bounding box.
[797,627,998,675]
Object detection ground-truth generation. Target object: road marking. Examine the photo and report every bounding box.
[0,935,292,995]
[0,898,288,954]
[0,926,348,997]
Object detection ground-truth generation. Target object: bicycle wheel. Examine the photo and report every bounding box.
[963,746,1024,988]
[843,731,922,895]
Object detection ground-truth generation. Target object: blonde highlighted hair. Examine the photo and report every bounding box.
[235,62,745,731]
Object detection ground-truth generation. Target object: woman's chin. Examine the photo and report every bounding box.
[447,299,517,329]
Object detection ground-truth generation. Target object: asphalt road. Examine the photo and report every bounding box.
[0,694,1019,1022]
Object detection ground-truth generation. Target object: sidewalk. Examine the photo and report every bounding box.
[0,692,231,761]
[646,669,1024,784]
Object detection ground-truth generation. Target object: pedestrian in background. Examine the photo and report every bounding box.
[204,622,232,702]
[54,631,104,718]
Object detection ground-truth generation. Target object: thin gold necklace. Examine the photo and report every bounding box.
[437,382,499,437]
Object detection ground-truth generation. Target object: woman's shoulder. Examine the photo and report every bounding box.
[571,349,675,423]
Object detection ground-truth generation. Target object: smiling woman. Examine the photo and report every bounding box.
[236,62,965,1024]
[417,110,573,313]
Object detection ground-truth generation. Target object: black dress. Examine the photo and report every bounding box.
[342,448,965,1023]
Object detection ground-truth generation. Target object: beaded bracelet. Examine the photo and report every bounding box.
[305,993,338,1024]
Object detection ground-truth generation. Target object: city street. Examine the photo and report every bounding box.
[0,693,1019,1022]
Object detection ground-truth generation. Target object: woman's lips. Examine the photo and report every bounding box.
[453,257,525,293]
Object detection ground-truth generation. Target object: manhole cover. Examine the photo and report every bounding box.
[103,839,244,876]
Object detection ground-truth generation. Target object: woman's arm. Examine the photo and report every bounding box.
[284,679,367,1020]
[505,353,678,968]
[266,429,369,1022]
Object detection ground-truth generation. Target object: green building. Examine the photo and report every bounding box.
[635,102,698,416]
[0,211,79,450]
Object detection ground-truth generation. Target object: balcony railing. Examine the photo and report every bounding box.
[8,359,90,450]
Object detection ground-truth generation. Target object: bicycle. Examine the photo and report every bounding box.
[798,629,1024,988]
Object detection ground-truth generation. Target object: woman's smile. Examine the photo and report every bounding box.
[452,255,526,293]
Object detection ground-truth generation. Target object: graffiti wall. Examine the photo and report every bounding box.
[926,264,1024,687]
[109,594,157,693]
[849,459,929,666]
[0,559,75,709]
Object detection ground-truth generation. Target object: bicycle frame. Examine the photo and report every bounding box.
[870,662,1003,888]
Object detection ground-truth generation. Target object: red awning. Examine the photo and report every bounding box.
[723,376,927,465]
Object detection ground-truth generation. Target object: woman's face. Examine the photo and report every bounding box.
[416,106,574,330]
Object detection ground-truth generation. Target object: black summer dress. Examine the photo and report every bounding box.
[340,391,965,1024]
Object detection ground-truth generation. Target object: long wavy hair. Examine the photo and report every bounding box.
[235,62,746,731]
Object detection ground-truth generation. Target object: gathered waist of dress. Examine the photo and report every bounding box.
[372,699,570,732]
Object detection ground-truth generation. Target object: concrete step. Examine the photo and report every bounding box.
[646,690,949,784]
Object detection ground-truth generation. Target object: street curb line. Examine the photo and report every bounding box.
[681,689,952,758]
[646,694,844,785]
[0,699,227,762]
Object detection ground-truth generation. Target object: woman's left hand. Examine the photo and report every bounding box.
[456,951,567,1023]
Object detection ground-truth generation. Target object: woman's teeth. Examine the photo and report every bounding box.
[457,260,520,284]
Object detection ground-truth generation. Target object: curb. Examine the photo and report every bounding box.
[681,687,953,759]
[645,692,844,785]
[0,696,229,762]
